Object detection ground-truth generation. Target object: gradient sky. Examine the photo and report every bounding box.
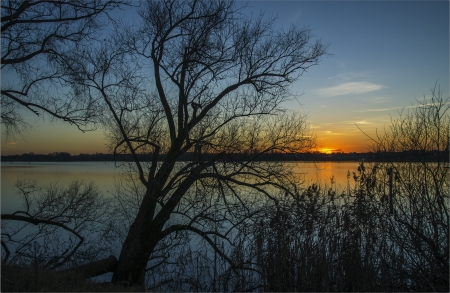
[1,0,449,155]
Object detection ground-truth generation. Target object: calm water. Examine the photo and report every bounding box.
[0,160,365,285]
[1,161,361,213]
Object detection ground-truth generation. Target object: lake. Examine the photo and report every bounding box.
[1,161,362,214]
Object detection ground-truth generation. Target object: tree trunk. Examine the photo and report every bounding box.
[58,256,118,279]
[111,191,163,287]
[111,152,183,287]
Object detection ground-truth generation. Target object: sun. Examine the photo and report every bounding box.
[319,148,334,154]
[317,147,344,154]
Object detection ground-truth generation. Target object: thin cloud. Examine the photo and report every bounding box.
[323,120,370,126]
[316,125,362,135]
[316,82,383,97]
[321,130,344,136]
[328,71,375,81]
[363,96,390,104]
[361,101,450,113]
[357,106,400,113]
[410,101,450,108]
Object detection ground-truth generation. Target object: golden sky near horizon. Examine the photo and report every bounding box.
[0,108,390,156]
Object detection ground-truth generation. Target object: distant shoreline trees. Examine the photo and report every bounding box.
[2,150,448,163]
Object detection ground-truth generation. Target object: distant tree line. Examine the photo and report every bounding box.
[2,150,448,162]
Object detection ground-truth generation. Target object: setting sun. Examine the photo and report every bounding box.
[320,148,334,154]
[316,147,342,154]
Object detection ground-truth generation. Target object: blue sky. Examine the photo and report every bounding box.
[2,0,449,155]
[253,0,449,152]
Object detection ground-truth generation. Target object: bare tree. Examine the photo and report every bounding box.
[25,0,327,287]
[1,0,128,137]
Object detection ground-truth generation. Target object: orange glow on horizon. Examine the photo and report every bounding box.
[319,148,335,154]
[314,131,376,154]
[314,144,371,154]
[314,147,344,154]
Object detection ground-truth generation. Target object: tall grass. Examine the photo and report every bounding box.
[250,161,448,292]
[146,160,448,292]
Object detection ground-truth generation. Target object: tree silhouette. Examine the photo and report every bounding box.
[3,0,327,287]
[55,0,328,286]
[1,0,128,137]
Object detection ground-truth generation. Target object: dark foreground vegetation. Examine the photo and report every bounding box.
[250,161,448,292]
[1,262,142,292]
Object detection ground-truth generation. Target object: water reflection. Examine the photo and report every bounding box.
[292,161,360,187]
[1,162,122,213]
[1,161,360,213]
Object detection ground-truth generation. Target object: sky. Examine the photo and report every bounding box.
[1,0,449,155]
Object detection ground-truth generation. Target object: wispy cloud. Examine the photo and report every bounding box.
[410,101,450,108]
[360,101,450,113]
[316,82,384,97]
[357,106,399,113]
[322,130,344,136]
[354,120,371,125]
[328,71,375,81]
[323,120,371,126]
[363,96,390,104]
